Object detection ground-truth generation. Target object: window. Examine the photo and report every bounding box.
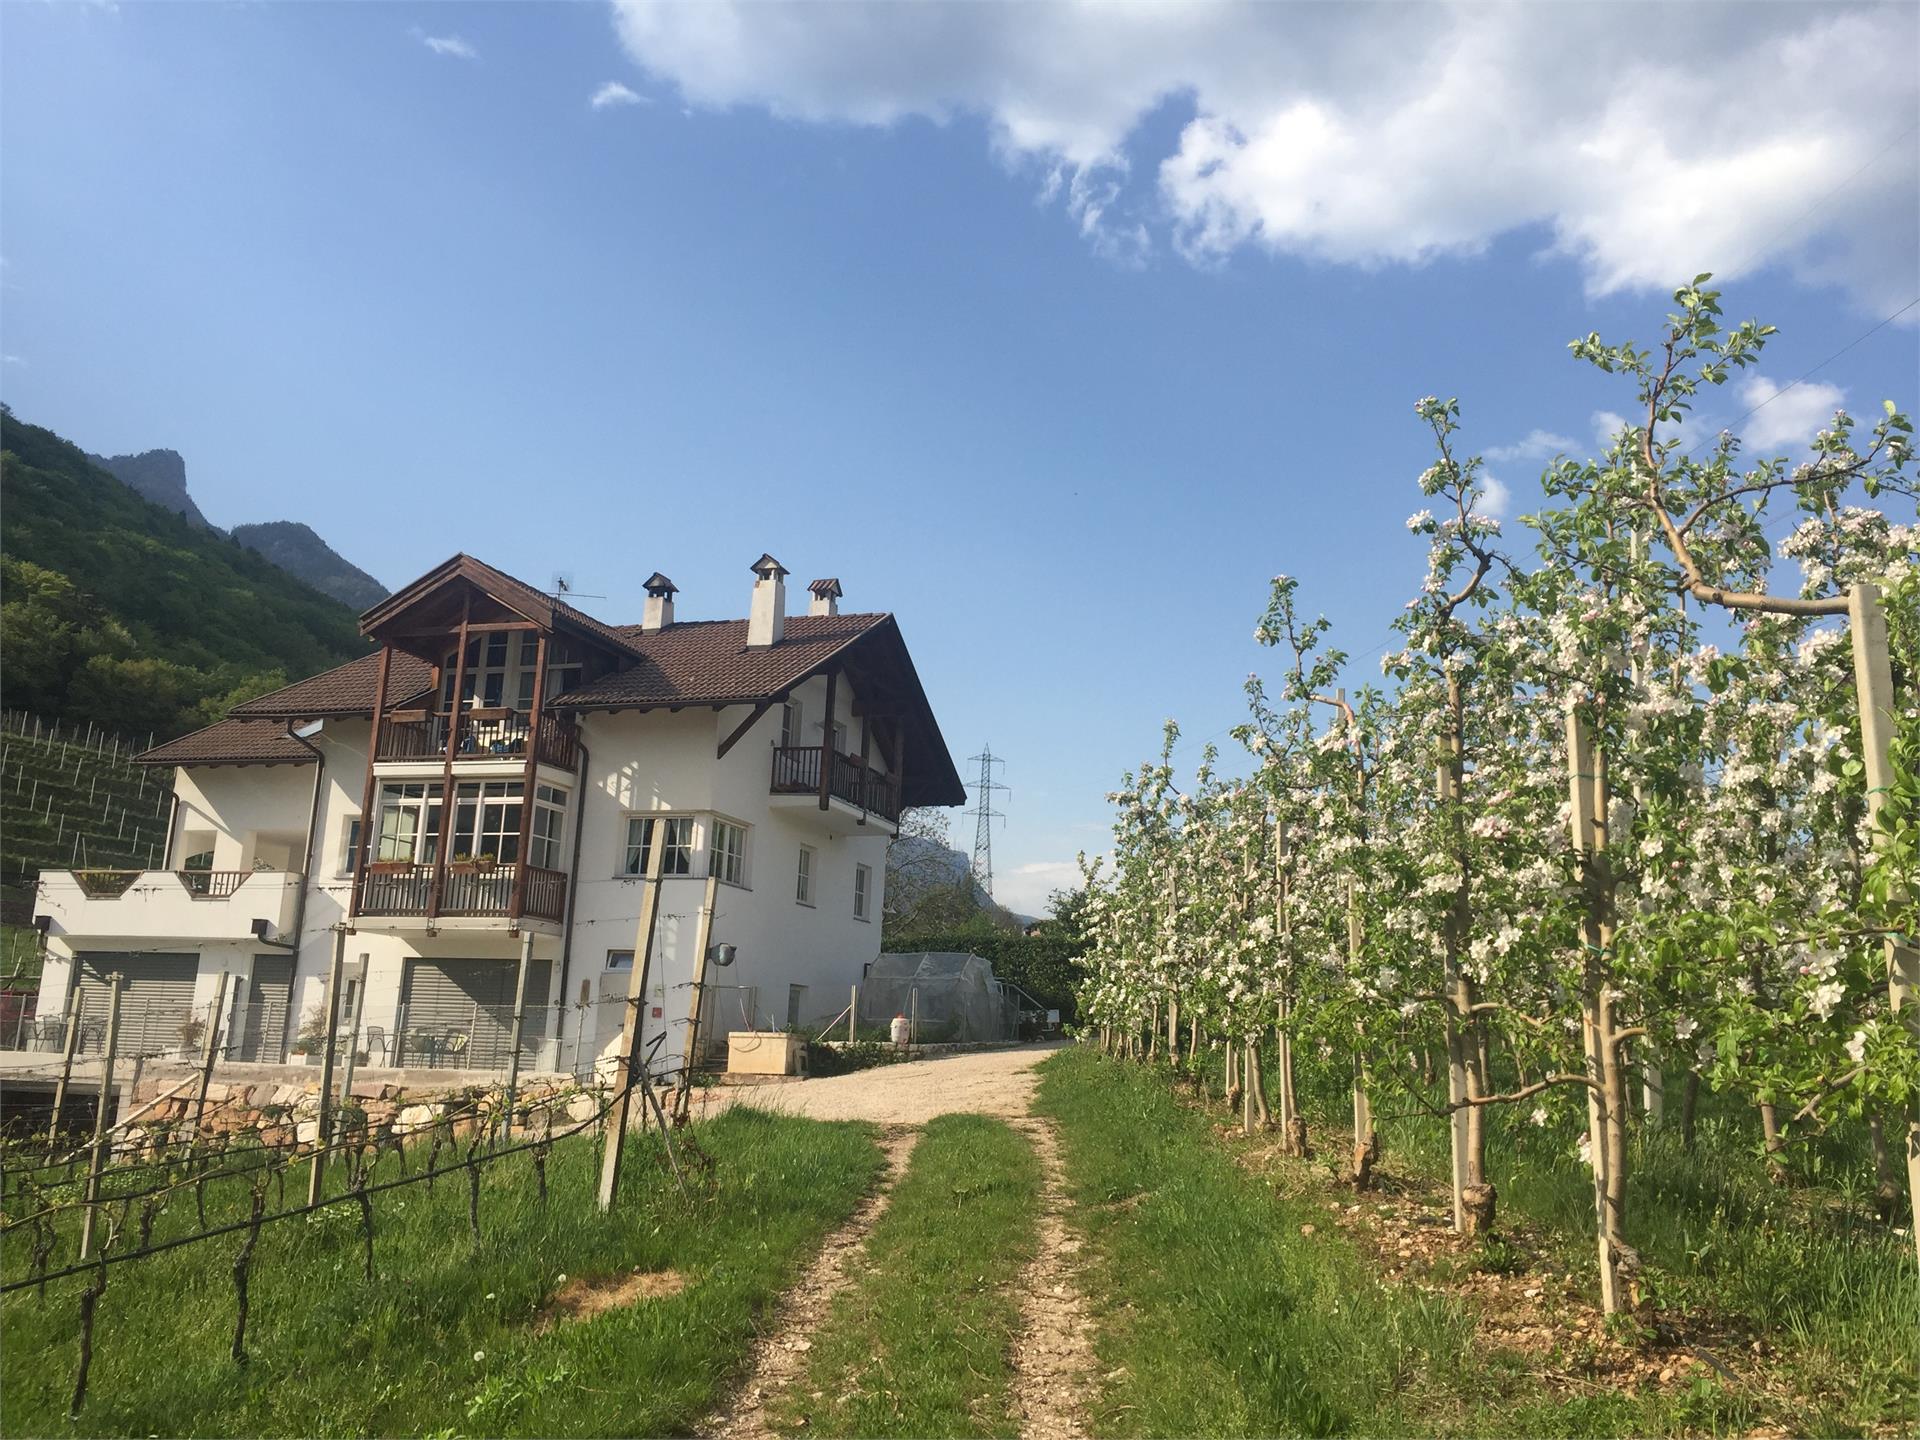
[711,820,748,887]
[606,949,633,971]
[530,785,566,870]
[449,779,523,862]
[795,846,815,906]
[376,782,443,863]
[340,817,364,876]
[623,815,694,877]
[780,700,802,748]
[853,863,871,921]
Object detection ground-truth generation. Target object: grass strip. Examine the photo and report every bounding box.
[0,1106,881,1437]
[1037,1047,1817,1439]
[775,1113,1041,1438]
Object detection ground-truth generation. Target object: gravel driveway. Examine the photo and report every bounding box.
[684,1042,1065,1126]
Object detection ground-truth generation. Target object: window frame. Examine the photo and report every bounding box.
[710,819,749,888]
[795,845,815,906]
[339,815,364,877]
[853,863,872,921]
[779,700,802,748]
[606,949,634,972]
[621,813,696,878]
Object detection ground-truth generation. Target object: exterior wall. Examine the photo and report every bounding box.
[33,675,900,1078]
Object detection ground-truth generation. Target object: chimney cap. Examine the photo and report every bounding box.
[642,572,678,597]
[750,553,789,579]
[807,578,843,598]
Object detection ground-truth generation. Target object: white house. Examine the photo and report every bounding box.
[31,552,965,1078]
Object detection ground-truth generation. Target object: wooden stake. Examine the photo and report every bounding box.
[308,927,347,1206]
[672,874,720,1123]
[192,974,231,1138]
[78,975,124,1261]
[48,990,81,1143]
[1848,582,1920,1266]
[596,832,667,1212]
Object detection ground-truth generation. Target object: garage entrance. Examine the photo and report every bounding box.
[73,952,199,1058]
[398,957,552,1069]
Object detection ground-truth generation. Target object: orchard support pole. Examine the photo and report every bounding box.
[502,930,535,1144]
[1848,582,1920,1264]
[78,975,123,1262]
[338,965,368,1120]
[191,973,231,1138]
[307,927,347,1207]
[1568,706,1625,1315]
[849,984,858,1044]
[672,875,720,1124]
[597,834,666,1212]
[48,989,82,1142]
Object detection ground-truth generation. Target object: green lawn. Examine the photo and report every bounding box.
[1,1107,884,1438]
[774,1113,1041,1438]
[1031,1047,1840,1439]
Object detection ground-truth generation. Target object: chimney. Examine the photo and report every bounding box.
[807,578,842,617]
[747,553,787,647]
[641,572,677,631]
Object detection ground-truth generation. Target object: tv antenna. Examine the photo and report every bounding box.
[963,746,1010,899]
[551,572,605,601]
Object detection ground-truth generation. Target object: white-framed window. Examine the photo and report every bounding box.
[780,700,802,747]
[853,863,871,921]
[339,816,364,876]
[710,820,748,887]
[530,784,566,870]
[795,845,815,906]
[449,779,523,862]
[606,949,633,971]
[623,815,695,877]
[376,781,443,863]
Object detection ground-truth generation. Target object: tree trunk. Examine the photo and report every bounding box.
[1246,1040,1271,1132]
[1680,1069,1701,1151]
[1224,1041,1241,1115]
[1759,1099,1788,1183]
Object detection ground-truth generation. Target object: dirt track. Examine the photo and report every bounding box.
[691,1042,1096,1439]
[685,1041,1065,1125]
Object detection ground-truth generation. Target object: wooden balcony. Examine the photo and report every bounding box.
[375,708,578,770]
[770,746,901,824]
[354,863,568,925]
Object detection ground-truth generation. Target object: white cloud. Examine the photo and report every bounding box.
[417,32,477,61]
[1737,375,1848,452]
[608,2,1917,310]
[591,80,646,110]
[1484,429,1577,464]
[994,860,1085,918]
[1,354,25,366]
[1472,473,1511,520]
[1591,410,1631,452]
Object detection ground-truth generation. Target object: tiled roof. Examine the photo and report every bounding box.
[555,613,890,709]
[229,651,437,719]
[137,718,317,767]
[361,554,645,659]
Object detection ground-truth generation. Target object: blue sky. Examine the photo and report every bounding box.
[3,2,1916,914]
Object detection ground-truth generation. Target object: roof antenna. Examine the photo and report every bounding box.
[551,571,605,601]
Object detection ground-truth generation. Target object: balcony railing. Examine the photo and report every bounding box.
[376,708,578,770]
[179,870,251,899]
[770,746,901,823]
[355,863,568,924]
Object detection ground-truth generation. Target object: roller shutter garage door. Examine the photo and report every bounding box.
[234,955,294,1062]
[73,953,200,1058]
[399,958,551,1069]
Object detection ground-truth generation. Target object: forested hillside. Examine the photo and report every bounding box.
[0,409,371,741]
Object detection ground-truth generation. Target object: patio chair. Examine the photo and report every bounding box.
[363,1025,391,1064]
[440,1029,471,1065]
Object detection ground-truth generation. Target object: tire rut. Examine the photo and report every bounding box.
[1008,1117,1097,1440]
[699,1127,921,1440]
